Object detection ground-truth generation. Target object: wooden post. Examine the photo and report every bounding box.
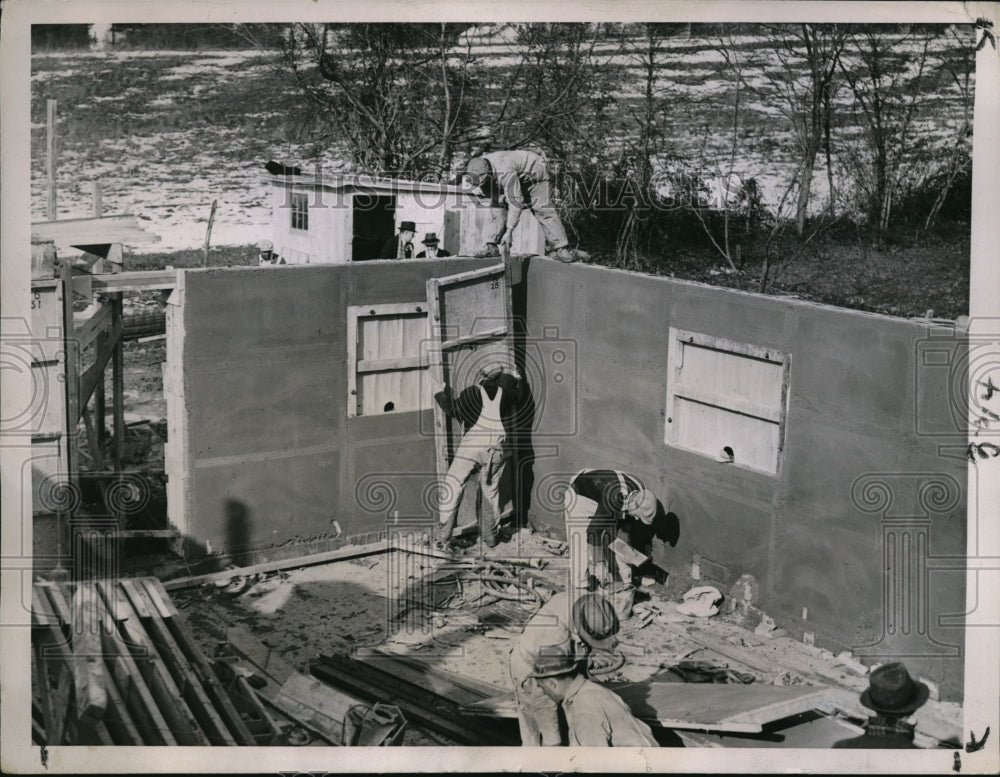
[112,295,125,473]
[92,180,103,218]
[47,100,58,221]
[202,199,218,268]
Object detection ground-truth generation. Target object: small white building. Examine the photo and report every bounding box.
[269,174,544,263]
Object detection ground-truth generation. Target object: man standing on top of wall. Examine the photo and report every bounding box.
[380,220,417,259]
[465,150,589,263]
[564,469,659,592]
[434,362,526,548]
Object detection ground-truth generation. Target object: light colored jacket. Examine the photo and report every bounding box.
[563,675,659,747]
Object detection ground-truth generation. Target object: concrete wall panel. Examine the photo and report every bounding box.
[176,259,493,558]
[520,259,966,700]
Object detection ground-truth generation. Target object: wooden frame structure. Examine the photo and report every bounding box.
[30,228,176,559]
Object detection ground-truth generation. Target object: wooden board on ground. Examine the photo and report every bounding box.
[462,681,832,734]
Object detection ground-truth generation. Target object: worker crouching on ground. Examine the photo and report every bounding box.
[434,362,526,548]
[509,592,619,746]
[564,469,659,591]
[465,150,589,263]
[530,637,659,747]
[833,662,930,748]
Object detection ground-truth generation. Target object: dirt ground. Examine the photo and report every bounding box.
[165,526,962,748]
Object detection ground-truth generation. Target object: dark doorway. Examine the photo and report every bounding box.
[352,193,396,261]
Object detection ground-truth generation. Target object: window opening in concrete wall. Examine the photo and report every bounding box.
[664,328,790,475]
[347,303,432,417]
[290,192,309,231]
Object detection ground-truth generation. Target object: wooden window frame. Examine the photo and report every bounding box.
[664,328,791,475]
[347,302,431,418]
[290,192,309,232]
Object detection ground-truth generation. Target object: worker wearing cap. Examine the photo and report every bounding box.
[509,592,620,746]
[564,469,659,591]
[434,362,526,547]
[833,662,930,748]
[530,637,658,747]
[257,240,284,265]
[380,220,417,259]
[465,150,588,263]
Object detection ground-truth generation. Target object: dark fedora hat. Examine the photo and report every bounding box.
[860,662,930,716]
[399,221,417,233]
[422,232,440,245]
[572,593,620,651]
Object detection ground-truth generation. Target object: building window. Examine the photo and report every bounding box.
[347,303,431,417]
[290,193,309,231]
[664,328,790,475]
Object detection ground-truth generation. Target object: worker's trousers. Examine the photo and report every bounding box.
[564,492,631,590]
[437,432,509,542]
[490,177,569,252]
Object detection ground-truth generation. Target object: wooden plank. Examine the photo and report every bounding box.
[223,623,298,686]
[439,326,508,352]
[59,262,80,480]
[162,540,390,591]
[111,295,125,472]
[31,215,161,247]
[312,658,513,745]
[425,277,450,481]
[139,579,257,745]
[358,355,424,373]
[427,263,505,287]
[46,100,57,220]
[74,302,113,351]
[96,581,208,745]
[120,578,236,746]
[78,318,122,408]
[32,588,65,744]
[90,270,176,293]
[49,583,176,745]
[100,671,143,745]
[271,673,361,746]
[70,584,109,724]
[353,648,504,704]
[462,682,831,735]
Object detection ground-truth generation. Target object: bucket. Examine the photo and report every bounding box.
[602,581,635,621]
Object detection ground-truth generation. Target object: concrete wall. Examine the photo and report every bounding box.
[169,258,493,560]
[520,259,967,701]
[170,255,967,699]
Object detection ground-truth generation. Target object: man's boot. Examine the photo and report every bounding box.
[552,246,589,263]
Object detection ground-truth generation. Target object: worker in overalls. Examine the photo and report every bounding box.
[434,362,526,548]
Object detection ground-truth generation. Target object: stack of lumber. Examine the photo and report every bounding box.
[312,650,518,745]
[31,577,256,745]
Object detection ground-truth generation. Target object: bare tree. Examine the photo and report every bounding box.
[922,25,974,232]
[614,23,680,267]
[838,26,937,235]
[264,23,479,177]
[735,24,846,236]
